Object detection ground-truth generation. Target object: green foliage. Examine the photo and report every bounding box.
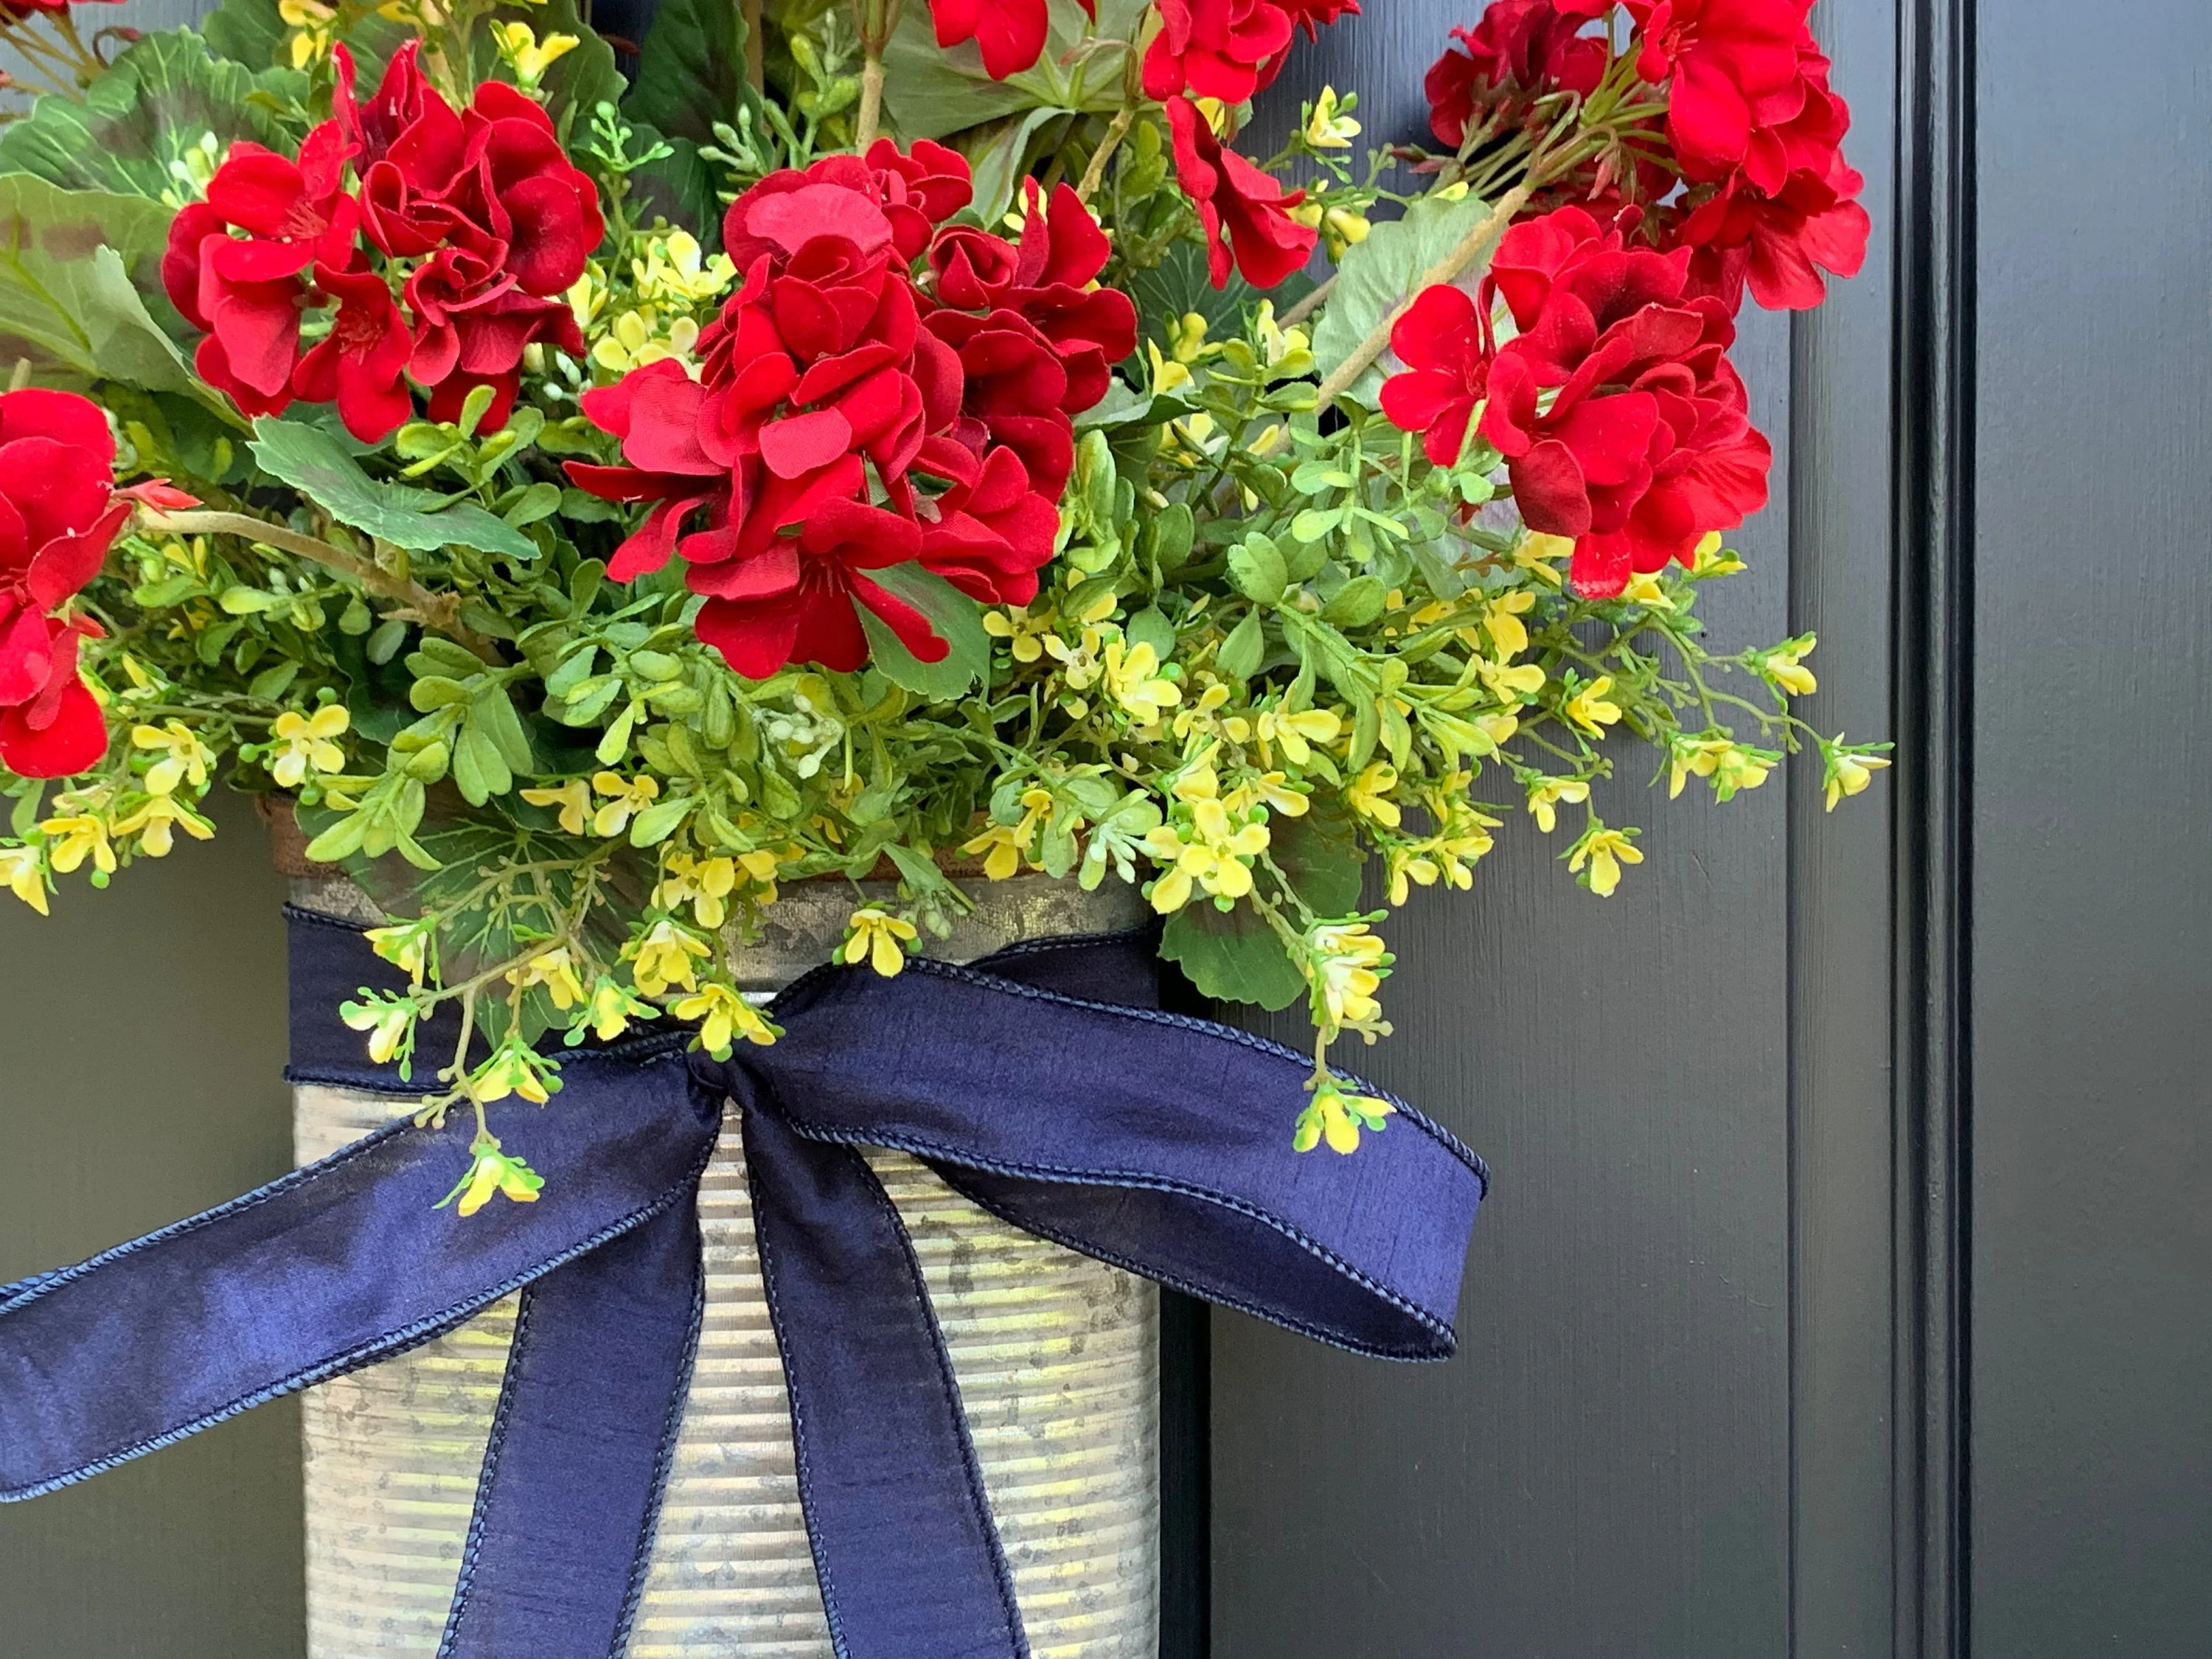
[877,0,1141,140]
[0,181,206,391]
[0,32,310,202]
[248,417,544,560]
[858,565,994,700]
[1310,190,1497,401]
[623,0,755,145]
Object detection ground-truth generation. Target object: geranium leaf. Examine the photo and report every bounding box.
[1130,237,1312,358]
[0,30,310,201]
[1310,189,1496,404]
[249,417,543,560]
[1160,902,1305,1011]
[623,0,755,145]
[879,0,1143,142]
[858,563,992,700]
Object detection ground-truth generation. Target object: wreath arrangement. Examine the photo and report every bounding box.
[0,0,1882,1194]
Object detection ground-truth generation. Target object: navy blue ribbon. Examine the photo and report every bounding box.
[0,908,1488,1658]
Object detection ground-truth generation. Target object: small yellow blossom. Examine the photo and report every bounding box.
[1483,589,1537,658]
[631,918,712,996]
[341,998,413,1065]
[842,906,919,976]
[1526,776,1590,833]
[591,771,661,838]
[961,788,1054,880]
[279,0,336,65]
[42,814,114,876]
[672,982,778,1054]
[1252,300,1312,374]
[633,229,738,306]
[1761,637,1818,697]
[508,946,588,1010]
[655,852,739,928]
[1,844,47,915]
[1568,824,1644,897]
[1293,1079,1396,1155]
[133,720,215,795]
[1253,704,1341,767]
[1563,675,1621,736]
[983,605,1055,663]
[1103,639,1182,723]
[1309,922,1389,1029]
[1477,655,1548,700]
[1304,86,1360,148]
[491,20,578,89]
[1346,762,1402,827]
[366,919,434,985]
[1690,532,1745,577]
[523,778,592,835]
[1514,532,1573,587]
[111,793,215,858]
[1618,569,1677,610]
[439,1135,545,1217]
[1823,745,1892,812]
[579,975,655,1042]
[268,706,349,789]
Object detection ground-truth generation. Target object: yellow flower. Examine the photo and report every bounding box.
[1304,86,1361,148]
[591,771,661,838]
[1482,589,1536,659]
[1144,764,1271,912]
[439,1136,545,1217]
[842,906,919,976]
[633,230,736,306]
[1526,776,1590,833]
[1,844,48,915]
[631,918,712,997]
[1690,531,1745,577]
[41,814,114,876]
[1761,637,1818,697]
[1618,569,1676,610]
[341,997,414,1065]
[983,605,1055,663]
[1823,745,1892,812]
[672,982,778,1054]
[655,852,739,928]
[268,706,349,789]
[1247,771,1308,818]
[1568,824,1644,898]
[1346,762,1402,827]
[491,20,578,88]
[508,946,588,1011]
[1252,301,1311,374]
[1309,922,1389,1029]
[1292,1079,1396,1155]
[1563,675,1621,736]
[1103,639,1182,723]
[1672,736,1776,803]
[111,793,215,858]
[1514,532,1573,586]
[1320,207,1370,257]
[1476,655,1548,700]
[279,0,336,64]
[1147,340,1194,395]
[523,778,592,835]
[579,975,656,1042]
[366,920,434,985]
[133,720,215,796]
[1253,704,1341,767]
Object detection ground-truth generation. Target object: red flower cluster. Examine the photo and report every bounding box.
[0,392,130,780]
[932,0,1352,89]
[567,144,1136,679]
[1381,206,1770,598]
[1164,97,1317,290]
[1425,0,1606,149]
[928,0,1093,82]
[162,44,597,440]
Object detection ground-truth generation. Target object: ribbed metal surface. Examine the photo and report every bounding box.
[293,878,1159,1658]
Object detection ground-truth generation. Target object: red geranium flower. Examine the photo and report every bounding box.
[1378,284,1492,467]
[927,0,1088,80]
[915,442,1060,605]
[1142,0,1295,103]
[1608,0,1813,178]
[0,389,126,779]
[1164,96,1316,290]
[1475,206,1771,595]
[1425,0,1607,148]
[291,262,417,443]
[406,245,585,428]
[1275,0,1357,41]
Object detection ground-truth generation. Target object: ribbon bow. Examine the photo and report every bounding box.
[0,910,1487,1659]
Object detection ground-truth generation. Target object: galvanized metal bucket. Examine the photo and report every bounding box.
[289,874,1161,1658]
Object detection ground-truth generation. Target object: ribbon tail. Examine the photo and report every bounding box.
[739,1091,1029,1659]
[439,1194,707,1659]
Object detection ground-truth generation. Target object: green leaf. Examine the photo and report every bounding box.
[879,0,1141,141]
[1321,574,1388,629]
[624,128,727,251]
[248,417,543,558]
[1217,611,1265,682]
[0,31,309,202]
[1160,903,1305,1012]
[1228,536,1288,605]
[0,181,212,394]
[856,563,992,700]
[1131,237,1314,359]
[960,108,1073,229]
[623,0,754,144]
[1310,190,1496,404]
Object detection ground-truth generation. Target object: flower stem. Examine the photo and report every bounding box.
[1256,180,1533,460]
[138,507,501,664]
[852,0,902,150]
[1075,105,1135,204]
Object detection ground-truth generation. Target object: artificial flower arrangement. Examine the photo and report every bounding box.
[0,0,1884,1187]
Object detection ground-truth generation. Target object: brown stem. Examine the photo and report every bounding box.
[1276,273,1334,329]
[852,0,901,149]
[139,508,501,663]
[742,0,765,93]
[1253,181,1533,461]
[1075,105,1135,204]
